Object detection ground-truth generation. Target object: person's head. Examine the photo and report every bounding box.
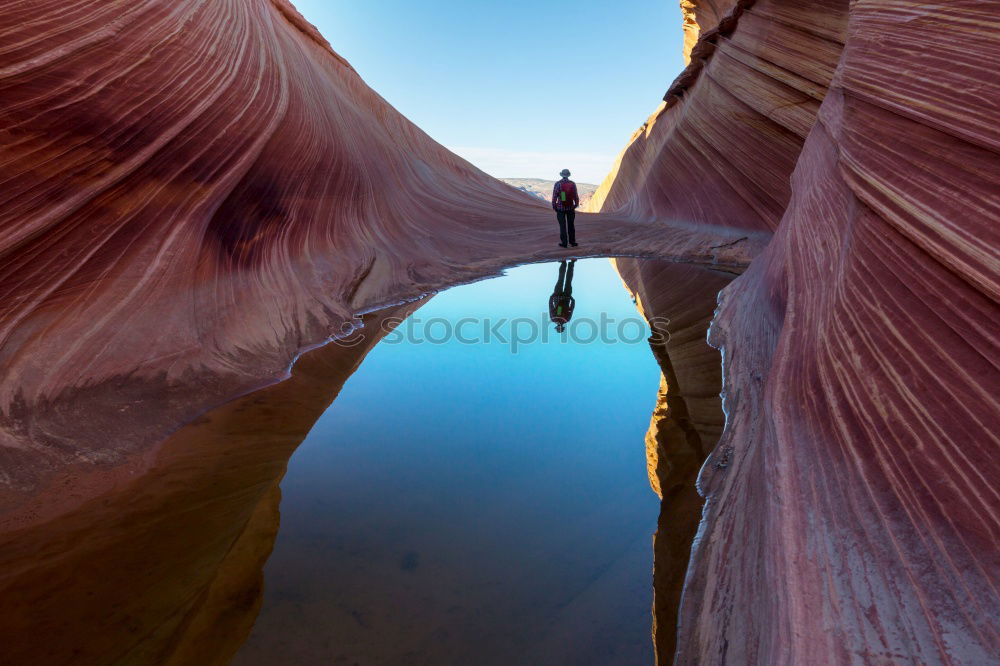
[559,169,571,179]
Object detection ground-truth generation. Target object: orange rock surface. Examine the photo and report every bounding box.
[679,1,737,62]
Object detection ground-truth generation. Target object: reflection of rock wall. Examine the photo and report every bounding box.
[601,1,1000,663]
[0,304,416,666]
[615,260,733,664]
[616,261,733,496]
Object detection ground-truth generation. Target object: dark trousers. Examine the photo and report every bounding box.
[556,209,576,245]
[553,259,574,296]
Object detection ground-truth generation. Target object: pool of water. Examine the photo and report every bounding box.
[233,259,664,665]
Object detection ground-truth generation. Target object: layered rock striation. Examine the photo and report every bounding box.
[0,0,997,664]
[0,0,757,512]
[596,0,999,663]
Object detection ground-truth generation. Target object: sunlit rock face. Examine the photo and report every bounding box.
[0,0,757,510]
[679,1,736,62]
[598,1,1000,663]
[590,0,846,230]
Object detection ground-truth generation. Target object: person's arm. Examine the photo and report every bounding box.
[552,182,560,209]
[572,182,580,208]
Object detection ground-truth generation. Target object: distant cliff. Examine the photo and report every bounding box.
[500,178,598,208]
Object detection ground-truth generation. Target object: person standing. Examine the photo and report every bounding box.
[551,168,579,248]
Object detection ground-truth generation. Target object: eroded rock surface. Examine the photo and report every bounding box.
[596,1,999,663]
[0,0,997,664]
[0,0,757,511]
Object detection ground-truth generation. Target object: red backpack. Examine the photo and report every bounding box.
[557,180,575,207]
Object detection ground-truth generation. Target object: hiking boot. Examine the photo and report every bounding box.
[570,242,578,247]
[559,242,568,248]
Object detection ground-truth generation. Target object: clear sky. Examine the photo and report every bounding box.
[289,1,686,184]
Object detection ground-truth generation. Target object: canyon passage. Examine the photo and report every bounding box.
[0,0,997,664]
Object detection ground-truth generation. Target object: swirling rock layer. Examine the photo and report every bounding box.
[0,0,758,511]
[597,0,1000,663]
[1,0,997,664]
[591,0,847,232]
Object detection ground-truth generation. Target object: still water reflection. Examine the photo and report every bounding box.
[233,259,663,665]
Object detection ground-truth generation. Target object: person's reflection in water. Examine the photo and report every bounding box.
[548,259,577,333]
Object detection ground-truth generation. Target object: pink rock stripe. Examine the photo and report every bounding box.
[0,0,996,663]
[594,0,998,662]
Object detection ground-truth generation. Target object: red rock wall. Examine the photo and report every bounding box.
[0,0,527,496]
[600,1,1000,663]
[590,0,847,231]
[0,0,758,505]
[0,0,526,399]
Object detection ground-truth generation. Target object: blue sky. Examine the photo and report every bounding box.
[290,1,686,184]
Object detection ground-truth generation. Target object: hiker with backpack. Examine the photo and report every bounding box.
[551,168,579,248]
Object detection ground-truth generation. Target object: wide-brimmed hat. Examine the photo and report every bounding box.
[559,169,571,177]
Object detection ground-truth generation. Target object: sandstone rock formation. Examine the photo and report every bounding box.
[596,0,1000,663]
[0,0,997,664]
[0,0,757,517]
[590,0,845,230]
[679,1,737,62]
